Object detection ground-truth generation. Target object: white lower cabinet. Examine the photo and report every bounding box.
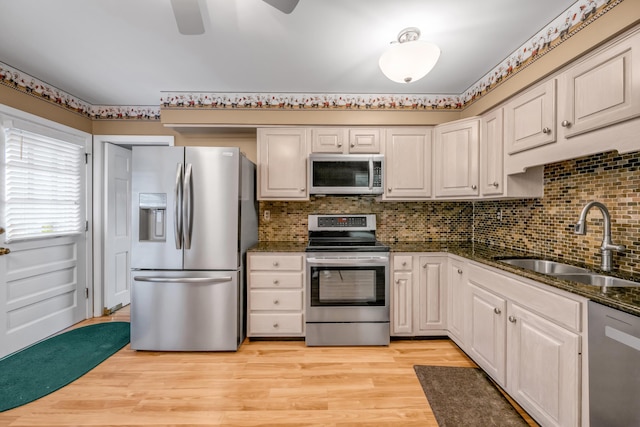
[465,262,583,427]
[391,254,447,336]
[247,253,305,337]
[447,257,467,347]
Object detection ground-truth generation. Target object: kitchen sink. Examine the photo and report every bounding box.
[499,258,591,274]
[553,274,640,288]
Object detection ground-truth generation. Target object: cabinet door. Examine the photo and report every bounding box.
[480,108,504,196]
[257,128,308,200]
[505,79,556,154]
[310,128,347,153]
[467,282,507,387]
[349,128,381,153]
[434,118,479,197]
[507,303,580,427]
[392,271,413,335]
[384,128,432,199]
[417,257,446,332]
[559,30,640,138]
[447,259,467,347]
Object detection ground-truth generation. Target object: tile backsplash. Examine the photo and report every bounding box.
[259,150,639,275]
[475,150,639,274]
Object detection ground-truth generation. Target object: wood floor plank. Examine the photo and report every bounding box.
[0,306,538,426]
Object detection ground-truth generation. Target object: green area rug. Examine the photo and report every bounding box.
[414,365,529,426]
[0,321,130,412]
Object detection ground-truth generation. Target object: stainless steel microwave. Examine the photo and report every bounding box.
[309,154,384,195]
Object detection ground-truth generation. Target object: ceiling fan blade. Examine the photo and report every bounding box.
[262,0,299,14]
[170,0,205,35]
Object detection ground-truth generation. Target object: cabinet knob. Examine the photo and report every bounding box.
[471,185,477,190]
[542,127,551,134]
[0,247,10,256]
[402,261,407,266]
[508,315,517,323]
[273,261,279,267]
[395,279,400,284]
[561,120,572,128]
[388,188,392,192]
[494,307,501,315]
[457,269,463,274]
[273,323,279,328]
[0,227,5,234]
[492,182,499,187]
[273,279,280,285]
[337,142,343,147]
[300,188,305,192]
[422,264,427,268]
[273,299,280,305]
[350,143,355,148]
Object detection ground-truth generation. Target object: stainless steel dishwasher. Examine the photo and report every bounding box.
[588,301,640,426]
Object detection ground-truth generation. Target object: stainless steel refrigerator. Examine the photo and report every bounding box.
[130,146,257,351]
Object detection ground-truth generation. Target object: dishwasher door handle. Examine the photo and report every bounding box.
[133,276,232,284]
[605,326,640,352]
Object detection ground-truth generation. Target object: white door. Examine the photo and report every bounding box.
[0,115,89,358]
[103,143,132,312]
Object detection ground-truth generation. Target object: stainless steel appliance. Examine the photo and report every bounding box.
[309,154,383,195]
[130,146,257,351]
[305,214,390,346]
[588,301,640,426]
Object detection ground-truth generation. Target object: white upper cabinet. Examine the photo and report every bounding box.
[480,108,504,196]
[257,128,309,200]
[558,28,640,139]
[434,117,480,197]
[310,128,380,153]
[383,128,432,200]
[504,79,556,155]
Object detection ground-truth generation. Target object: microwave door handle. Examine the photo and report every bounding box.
[368,158,374,190]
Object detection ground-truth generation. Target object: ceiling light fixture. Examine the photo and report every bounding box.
[379,27,441,84]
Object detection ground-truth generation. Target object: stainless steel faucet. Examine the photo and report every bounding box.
[574,201,626,272]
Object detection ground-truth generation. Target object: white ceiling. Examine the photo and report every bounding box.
[0,0,577,107]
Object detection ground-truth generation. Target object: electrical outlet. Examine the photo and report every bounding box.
[263,210,271,221]
[497,209,503,221]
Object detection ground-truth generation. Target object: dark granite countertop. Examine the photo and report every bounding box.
[248,240,640,317]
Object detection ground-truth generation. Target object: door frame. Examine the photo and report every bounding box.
[92,135,173,317]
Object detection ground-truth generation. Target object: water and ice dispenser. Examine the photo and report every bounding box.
[138,193,167,242]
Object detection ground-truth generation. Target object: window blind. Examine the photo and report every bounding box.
[3,127,84,242]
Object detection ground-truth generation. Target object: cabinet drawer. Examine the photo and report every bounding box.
[250,254,303,271]
[249,272,303,289]
[394,255,413,271]
[249,313,304,335]
[250,290,303,311]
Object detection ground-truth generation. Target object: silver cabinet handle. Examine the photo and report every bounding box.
[542,127,551,134]
[492,182,499,187]
[494,307,501,315]
[508,315,517,323]
[457,269,463,274]
[561,120,572,127]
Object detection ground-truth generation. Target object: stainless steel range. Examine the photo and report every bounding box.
[305,214,390,346]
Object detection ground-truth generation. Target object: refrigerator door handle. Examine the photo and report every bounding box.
[183,163,194,250]
[174,163,184,249]
[133,276,233,284]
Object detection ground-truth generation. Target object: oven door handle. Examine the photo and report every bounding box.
[306,257,388,265]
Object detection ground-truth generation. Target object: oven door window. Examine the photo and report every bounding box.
[310,266,385,306]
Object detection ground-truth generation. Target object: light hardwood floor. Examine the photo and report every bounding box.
[0,306,537,426]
